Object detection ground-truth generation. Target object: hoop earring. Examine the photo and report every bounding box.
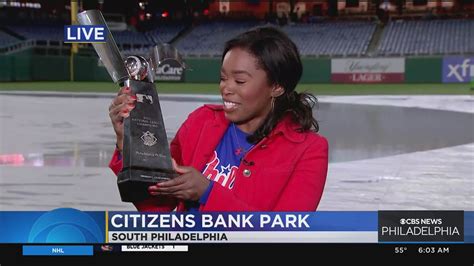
[271,97,275,112]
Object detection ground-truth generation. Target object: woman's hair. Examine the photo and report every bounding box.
[222,26,319,143]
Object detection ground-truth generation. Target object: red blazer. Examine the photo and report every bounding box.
[109,104,328,211]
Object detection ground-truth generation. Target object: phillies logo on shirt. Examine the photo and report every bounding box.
[202,151,238,189]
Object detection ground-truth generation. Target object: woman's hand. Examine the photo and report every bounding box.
[148,159,211,201]
[108,86,136,151]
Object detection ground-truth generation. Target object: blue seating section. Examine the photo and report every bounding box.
[0,31,20,47]
[377,19,474,55]
[146,23,187,44]
[174,21,261,57]
[7,25,63,41]
[110,30,153,46]
[6,25,154,46]
[4,19,473,56]
[282,22,376,56]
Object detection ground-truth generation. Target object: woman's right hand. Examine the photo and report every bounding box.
[108,86,137,151]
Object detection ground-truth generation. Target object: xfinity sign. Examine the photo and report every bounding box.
[442,57,474,83]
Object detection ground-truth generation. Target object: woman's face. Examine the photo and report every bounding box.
[220,48,274,133]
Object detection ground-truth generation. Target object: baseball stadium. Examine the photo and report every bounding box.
[0,0,473,212]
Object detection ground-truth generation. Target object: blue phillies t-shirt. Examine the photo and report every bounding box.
[187,123,253,211]
[202,123,254,189]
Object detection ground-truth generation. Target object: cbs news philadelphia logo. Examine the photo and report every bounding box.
[64,25,106,43]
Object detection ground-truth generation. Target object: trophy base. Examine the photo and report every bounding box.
[118,168,177,202]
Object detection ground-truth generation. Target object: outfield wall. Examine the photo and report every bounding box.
[0,53,472,84]
[0,51,110,82]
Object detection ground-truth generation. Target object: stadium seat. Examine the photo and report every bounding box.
[0,31,20,47]
[282,21,376,56]
[377,19,474,55]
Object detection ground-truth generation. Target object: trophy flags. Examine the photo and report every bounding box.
[77,10,129,84]
[77,10,177,202]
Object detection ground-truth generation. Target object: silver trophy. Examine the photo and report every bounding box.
[78,10,183,202]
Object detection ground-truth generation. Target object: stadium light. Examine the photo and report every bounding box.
[379,0,393,11]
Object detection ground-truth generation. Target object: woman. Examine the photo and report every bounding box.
[108,26,328,212]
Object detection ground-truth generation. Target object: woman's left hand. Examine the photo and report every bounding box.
[148,159,211,201]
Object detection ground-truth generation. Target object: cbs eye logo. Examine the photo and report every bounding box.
[28,208,104,243]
